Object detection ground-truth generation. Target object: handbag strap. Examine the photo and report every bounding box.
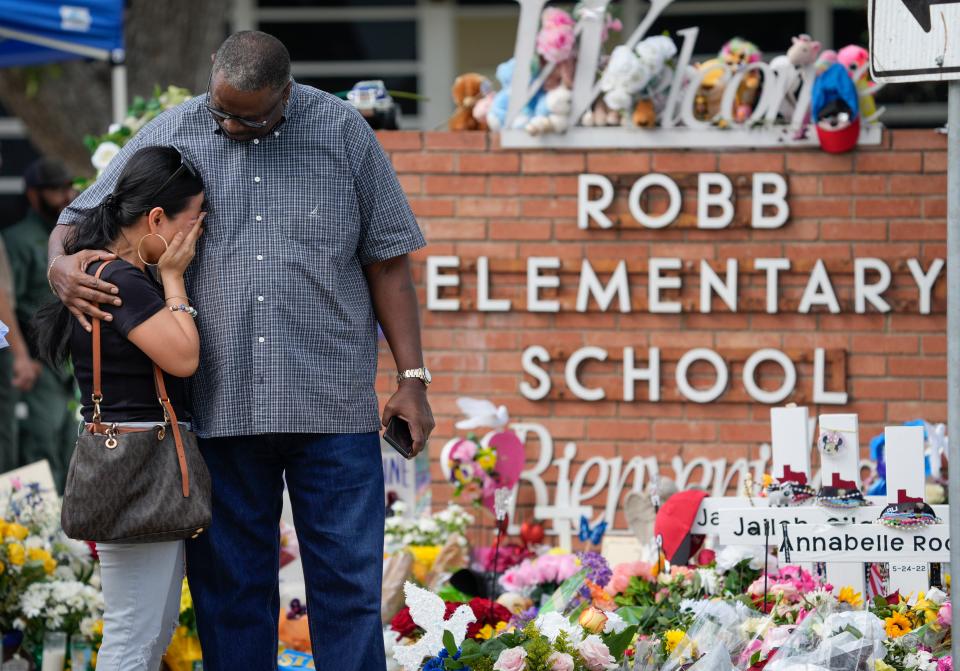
[90,260,191,498]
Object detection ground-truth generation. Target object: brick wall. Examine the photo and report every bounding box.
[372,129,948,516]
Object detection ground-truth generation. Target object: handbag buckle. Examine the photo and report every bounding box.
[91,393,103,424]
[105,423,119,450]
[157,425,166,440]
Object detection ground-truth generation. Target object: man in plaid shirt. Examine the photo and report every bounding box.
[49,31,433,670]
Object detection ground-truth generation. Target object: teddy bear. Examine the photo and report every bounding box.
[837,44,881,121]
[448,73,492,131]
[486,58,540,131]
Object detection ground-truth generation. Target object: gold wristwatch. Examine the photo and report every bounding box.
[397,367,432,386]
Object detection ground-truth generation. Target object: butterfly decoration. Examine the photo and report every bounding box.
[579,516,607,546]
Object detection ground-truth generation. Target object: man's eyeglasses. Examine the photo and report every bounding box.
[205,73,286,129]
[150,152,198,202]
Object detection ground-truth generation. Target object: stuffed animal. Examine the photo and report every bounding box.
[816,49,838,75]
[771,34,822,121]
[449,73,492,131]
[812,62,861,153]
[632,99,656,127]
[486,58,539,131]
[526,85,573,135]
[838,44,880,120]
[720,37,763,123]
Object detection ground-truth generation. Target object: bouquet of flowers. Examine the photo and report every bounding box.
[446,399,525,513]
[384,503,474,550]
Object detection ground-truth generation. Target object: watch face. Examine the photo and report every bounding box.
[423,368,432,384]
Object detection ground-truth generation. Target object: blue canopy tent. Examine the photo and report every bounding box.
[0,0,126,122]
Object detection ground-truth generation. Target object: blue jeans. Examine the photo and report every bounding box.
[185,433,385,671]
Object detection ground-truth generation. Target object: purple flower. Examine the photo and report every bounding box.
[578,551,612,588]
[510,606,539,630]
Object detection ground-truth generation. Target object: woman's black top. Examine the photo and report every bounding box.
[71,259,189,423]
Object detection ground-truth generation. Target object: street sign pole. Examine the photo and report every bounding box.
[948,79,959,666]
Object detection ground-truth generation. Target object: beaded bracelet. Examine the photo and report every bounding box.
[169,304,198,319]
[876,501,941,530]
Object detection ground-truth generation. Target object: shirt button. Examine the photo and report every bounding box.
[254,176,261,183]
[256,255,263,261]
[257,296,264,302]
[255,215,262,222]
[258,337,265,343]
[253,139,260,145]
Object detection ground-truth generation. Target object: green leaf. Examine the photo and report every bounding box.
[603,624,638,660]
[612,606,647,626]
[443,630,459,657]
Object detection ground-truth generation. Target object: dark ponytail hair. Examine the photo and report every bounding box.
[34,145,204,367]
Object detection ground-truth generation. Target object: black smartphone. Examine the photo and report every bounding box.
[384,416,415,459]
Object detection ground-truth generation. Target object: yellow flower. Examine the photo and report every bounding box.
[664,630,686,654]
[27,547,51,563]
[93,620,104,637]
[885,611,912,638]
[876,660,897,671]
[762,473,773,488]
[43,558,56,575]
[5,524,28,541]
[477,453,497,471]
[180,578,193,613]
[0,520,7,538]
[838,586,863,608]
[6,543,24,566]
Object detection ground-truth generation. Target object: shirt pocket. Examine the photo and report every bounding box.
[278,173,359,259]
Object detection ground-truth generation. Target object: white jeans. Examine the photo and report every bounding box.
[95,540,184,671]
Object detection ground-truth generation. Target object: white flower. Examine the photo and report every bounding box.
[535,611,584,644]
[603,610,628,635]
[391,501,408,515]
[91,142,121,172]
[926,587,948,605]
[107,123,122,134]
[715,545,775,572]
[696,567,720,595]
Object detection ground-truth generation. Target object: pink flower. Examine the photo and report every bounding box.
[738,639,762,666]
[451,439,478,462]
[937,656,952,671]
[576,635,616,671]
[541,7,574,28]
[536,26,576,64]
[938,602,952,627]
[535,554,579,584]
[494,646,528,671]
[548,652,575,671]
[607,561,656,595]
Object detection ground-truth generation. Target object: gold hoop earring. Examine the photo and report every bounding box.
[137,233,169,266]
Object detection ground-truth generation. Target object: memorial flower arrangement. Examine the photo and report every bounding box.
[385,503,475,549]
[0,480,102,665]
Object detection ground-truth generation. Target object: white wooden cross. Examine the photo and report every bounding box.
[783,425,949,602]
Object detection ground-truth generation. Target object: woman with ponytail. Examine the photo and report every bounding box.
[34,145,205,670]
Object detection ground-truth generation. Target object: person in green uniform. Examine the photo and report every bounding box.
[2,158,77,490]
[0,235,41,472]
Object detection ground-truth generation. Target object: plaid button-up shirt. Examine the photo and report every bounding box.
[59,83,425,438]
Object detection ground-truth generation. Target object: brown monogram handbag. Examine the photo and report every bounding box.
[61,260,212,543]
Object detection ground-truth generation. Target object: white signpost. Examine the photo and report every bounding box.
[868,0,959,656]
[869,0,960,83]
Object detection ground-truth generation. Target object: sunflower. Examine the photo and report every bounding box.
[837,586,863,608]
[885,611,912,638]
